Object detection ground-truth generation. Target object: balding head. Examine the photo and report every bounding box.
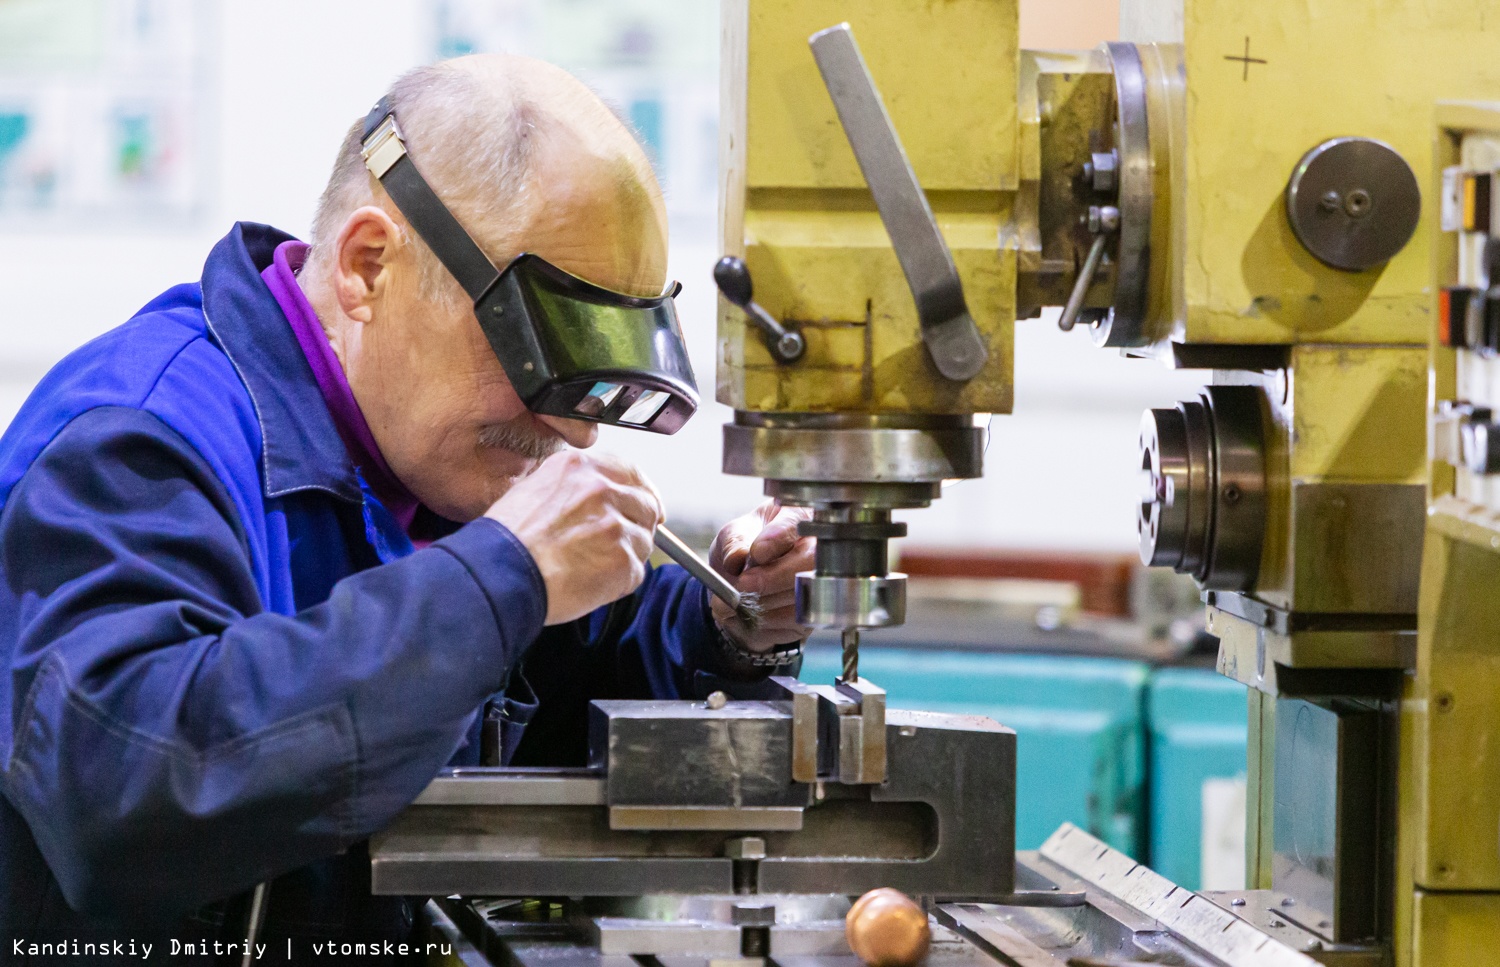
[308,54,668,304]
[298,54,671,522]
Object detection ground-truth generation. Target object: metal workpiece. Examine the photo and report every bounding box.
[369,701,1017,901]
[768,674,888,785]
[1286,138,1421,273]
[806,676,887,785]
[807,23,988,383]
[1138,385,1268,591]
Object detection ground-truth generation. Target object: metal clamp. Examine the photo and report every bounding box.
[809,23,988,382]
[360,114,407,178]
[771,675,887,785]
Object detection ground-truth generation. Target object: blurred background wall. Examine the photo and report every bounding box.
[0,0,1205,552]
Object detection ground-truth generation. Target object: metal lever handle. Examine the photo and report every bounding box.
[714,256,806,364]
[1057,234,1108,332]
[809,23,988,382]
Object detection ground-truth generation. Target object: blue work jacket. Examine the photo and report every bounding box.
[0,223,786,958]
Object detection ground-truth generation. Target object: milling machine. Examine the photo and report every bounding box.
[370,2,1500,965]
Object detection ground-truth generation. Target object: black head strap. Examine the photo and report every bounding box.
[360,97,500,302]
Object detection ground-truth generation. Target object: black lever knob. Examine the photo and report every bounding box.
[713,255,805,365]
[714,256,755,307]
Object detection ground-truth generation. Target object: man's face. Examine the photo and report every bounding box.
[346,139,669,522]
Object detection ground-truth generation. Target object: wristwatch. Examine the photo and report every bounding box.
[716,626,804,668]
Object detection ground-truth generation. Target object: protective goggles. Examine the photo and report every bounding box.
[359,98,698,434]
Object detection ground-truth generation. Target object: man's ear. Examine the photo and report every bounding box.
[332,206,403,323]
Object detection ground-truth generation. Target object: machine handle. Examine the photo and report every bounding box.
[1057,234,1109,332]
[714,256,807,365]
[809,23,988,382]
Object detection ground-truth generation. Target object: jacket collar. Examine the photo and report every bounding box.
[200,222,363,503]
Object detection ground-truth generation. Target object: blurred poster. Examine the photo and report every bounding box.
[433,0,719,237]
[0,0,212,225]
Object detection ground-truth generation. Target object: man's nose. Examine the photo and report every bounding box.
[539,415,599,449]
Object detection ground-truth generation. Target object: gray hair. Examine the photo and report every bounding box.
[307,59,540,307]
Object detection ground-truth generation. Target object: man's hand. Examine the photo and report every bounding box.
[486,451,664,625]
[708,500,815,653]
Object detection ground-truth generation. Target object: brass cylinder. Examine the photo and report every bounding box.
[845,888,931,967]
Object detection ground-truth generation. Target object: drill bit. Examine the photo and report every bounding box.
[842,627,860,682]
[654,524,764,629]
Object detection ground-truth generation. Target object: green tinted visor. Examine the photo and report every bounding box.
[473,254,697,433]
[360,98,698,434]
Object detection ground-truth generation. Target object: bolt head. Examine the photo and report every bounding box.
[777,331,806,362]
[1230,897,1247,907]
[706,691,729,710]
[1320,190,1342,211]
[1088,150,1119,193]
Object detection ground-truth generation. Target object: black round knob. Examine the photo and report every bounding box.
[714,256,753,307]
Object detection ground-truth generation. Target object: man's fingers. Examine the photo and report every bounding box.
[624,518,654,565]
[737,538,816,595]
[748,506,813,566]
[750,588,797,614]
[712,514,761,577]
[590,452,665,523]
[612,483,666,532]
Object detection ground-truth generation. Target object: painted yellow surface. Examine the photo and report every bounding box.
[1411,504,1500,894]
[1409,891,1500,965]
[719,0,1018,414]
[1396,103,1500,967]
[1280,346,1428,484]
[1170,0,1500,346]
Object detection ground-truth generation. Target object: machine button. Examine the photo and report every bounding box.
[1439,286,1477,348]
[1462,421,1500,475]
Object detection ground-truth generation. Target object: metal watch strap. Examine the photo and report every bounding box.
[717,627,803,668]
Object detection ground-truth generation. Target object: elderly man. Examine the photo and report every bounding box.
[0,55,812,953]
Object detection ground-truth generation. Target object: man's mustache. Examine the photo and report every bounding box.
[477,421,566,462]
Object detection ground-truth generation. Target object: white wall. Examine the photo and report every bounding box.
[0,0,1208,554]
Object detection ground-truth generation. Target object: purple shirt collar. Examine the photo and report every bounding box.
[261,240,420,530]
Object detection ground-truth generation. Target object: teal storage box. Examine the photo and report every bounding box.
[799,647,1149,856]
[1145,667,1248,890]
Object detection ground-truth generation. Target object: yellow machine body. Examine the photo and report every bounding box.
[1396,101,1500,966]
[1124,0,1500,349]
[720,0,1500,960]
[718,0,1017,416]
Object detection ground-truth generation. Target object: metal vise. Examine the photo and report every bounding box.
[369,686,1016,901]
